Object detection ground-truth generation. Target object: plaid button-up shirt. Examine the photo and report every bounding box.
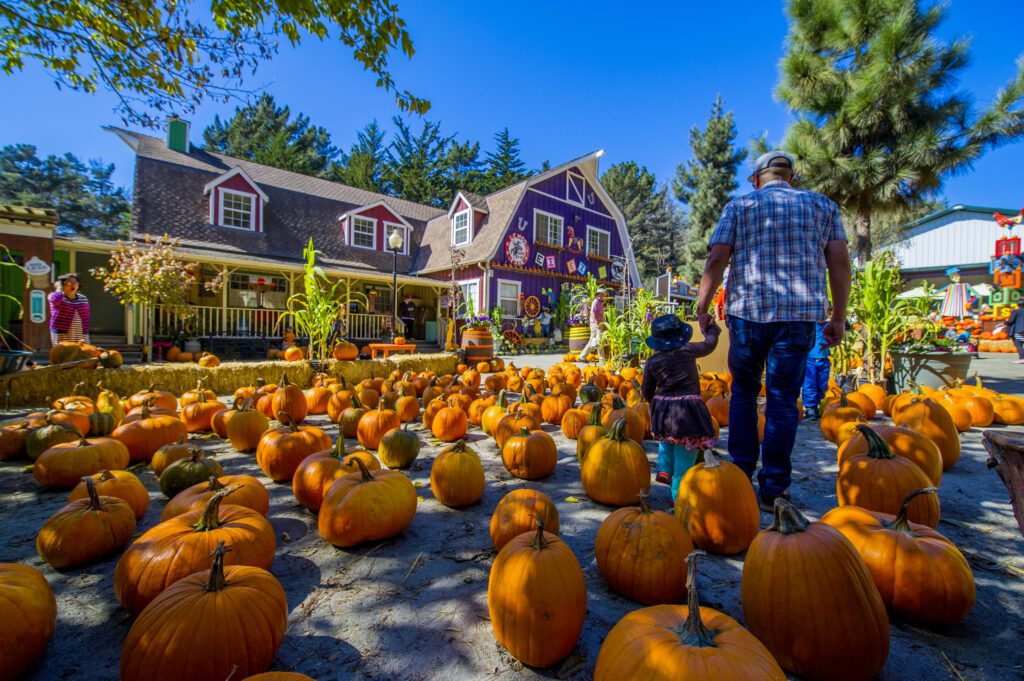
[709,181,846,323]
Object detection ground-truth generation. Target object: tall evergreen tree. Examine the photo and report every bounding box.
[0,144,130,239]
[202,94,340,177]
[383,117,453,206]
[484,128,529,191]
[602,161,685,282]
[777,0,1024,262]
[673,95,747,282]
[445,140,487,199]
[336,120,388,192]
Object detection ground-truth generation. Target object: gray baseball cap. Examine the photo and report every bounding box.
[748,150,795,182]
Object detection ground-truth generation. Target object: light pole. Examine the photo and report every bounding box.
[388,228,404,340]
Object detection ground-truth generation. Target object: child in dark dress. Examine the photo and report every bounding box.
[641,314,721,502]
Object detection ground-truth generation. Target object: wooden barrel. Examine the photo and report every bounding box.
[461,328,494,362]
[568,325,591,353]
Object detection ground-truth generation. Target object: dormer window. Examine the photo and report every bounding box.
[452,210,471,246]
[352,216,377,249]
[220,190,255,230]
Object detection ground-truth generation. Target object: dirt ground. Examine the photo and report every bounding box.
[2,353,1023,681]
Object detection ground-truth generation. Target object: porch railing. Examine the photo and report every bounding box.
[155,305,393,340]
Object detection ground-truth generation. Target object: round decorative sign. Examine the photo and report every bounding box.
[610,261,625,282]
[505,233,530,267]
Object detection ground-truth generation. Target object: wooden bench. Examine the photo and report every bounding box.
[368,343,416,359]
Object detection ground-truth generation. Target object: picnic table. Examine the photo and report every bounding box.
[368,343,416,359]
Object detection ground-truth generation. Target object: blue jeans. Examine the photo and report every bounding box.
[801,357,831,413]
[657,441,697,502]
[541,323,551,337]
[727,318,815,497]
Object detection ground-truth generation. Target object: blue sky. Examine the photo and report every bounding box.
[2,0,1022,210]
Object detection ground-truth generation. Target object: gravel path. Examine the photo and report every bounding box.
[2,353,1022,681]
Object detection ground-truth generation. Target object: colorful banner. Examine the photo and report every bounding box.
[598,265,607,279]
[577,261,588,277]
[546,255,556,270]
[566,258,577,274]
[534,252,545,267]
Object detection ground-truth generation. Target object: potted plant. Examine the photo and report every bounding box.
[890,332,973,393]
[461,312,495,362]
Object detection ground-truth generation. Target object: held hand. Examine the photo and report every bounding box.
[698,312,714,335]
[822,319,846,347]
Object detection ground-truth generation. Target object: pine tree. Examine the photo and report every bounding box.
[602,161,685,283]
[445,140,487,200]
[0,144,130,239]
[202,94,340,177]
[336,120,388,192]
[777,0,1024,262]
[673,96,747,283]
[383,117,453,206]
[484,128,529,191]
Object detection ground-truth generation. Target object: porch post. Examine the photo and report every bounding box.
[220,265,229,335]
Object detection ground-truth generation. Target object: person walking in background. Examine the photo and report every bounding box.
[578,289,607,362]
[399,293,416,339]
[48,273,90,346]
[642,315,721,503]
[697,150,851,511]
[539,307,553,337]
[801,312,833,419]
[1007,300,1024,363]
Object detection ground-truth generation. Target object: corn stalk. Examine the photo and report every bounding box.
[849,250,915,383]
[277,238,345,365]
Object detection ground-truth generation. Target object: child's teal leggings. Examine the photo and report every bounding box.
[658,441,697,502]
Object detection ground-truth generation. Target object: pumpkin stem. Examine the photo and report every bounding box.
[277,411,299,432]
[350,393,364,410]
[279,373,290,388]
[531,516,549,551]
[497,389,508,408]
[352,456,374,483]
[96,470,115,482]
[637,489,652,514]
[450,439,467,453]
[856,424,895,460]
[518,426,531,437]
[891,487,939,532]
[206,475,225,491]
[606,417,629,441]
[55,422,88,446]
[702,449,722,468]
[673,550,718,648]
[192,485,240,532]
[587,403,604,425]
[770,498,811,535]
[83,475,103,511]
[204,542,232,592]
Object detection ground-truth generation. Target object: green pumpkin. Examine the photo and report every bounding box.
[378,424,420,469]
[99,351,123,369]
[158,449,224,498]
[26,421,80,460]
[579,378,603,404]
[87,411,116,437]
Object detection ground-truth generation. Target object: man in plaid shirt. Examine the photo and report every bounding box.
[697,151,851,511]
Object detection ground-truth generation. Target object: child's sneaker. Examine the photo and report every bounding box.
[655,472,671,485]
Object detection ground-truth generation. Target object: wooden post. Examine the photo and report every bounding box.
[983,430,1024,539]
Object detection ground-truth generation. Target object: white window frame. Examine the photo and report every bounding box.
[217,189,257,231]
[383,222,410,255]
[452,209,471,247]
[586,225,611,259]
[458,280,480,316]
[533,208,564,247]
[351,215,378,250]
[567,171,586,206]
[496,279,522,319]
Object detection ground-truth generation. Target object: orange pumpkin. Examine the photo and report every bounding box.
[181,400,228,433]
[283,346,305,361]
[489,488,560,551]
[582,418,651,506]
[271,374,308,424]
[501,427,557,480]
[837,424,942,486]
[318,458,417,547]
[357,404,401,450]
[161,474,270,520]
[255,414,331,481]
[675,449,759,554]
[431,406,469,443]
[110,403,188,463]
[292,439,381,512]
[893,397,961,470]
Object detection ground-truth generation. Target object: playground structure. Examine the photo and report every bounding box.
[990,209,1024,317]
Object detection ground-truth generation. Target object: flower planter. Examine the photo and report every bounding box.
[567,325,591,353]
[890,351,973,393]
[461,328,494,362]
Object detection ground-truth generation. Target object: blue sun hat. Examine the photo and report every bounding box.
[646,314,693,351]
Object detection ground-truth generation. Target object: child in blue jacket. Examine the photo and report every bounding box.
[801,319,831,419]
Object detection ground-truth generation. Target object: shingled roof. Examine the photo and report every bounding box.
[414,182,527,273]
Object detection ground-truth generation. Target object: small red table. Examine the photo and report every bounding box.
[369,343,416,359]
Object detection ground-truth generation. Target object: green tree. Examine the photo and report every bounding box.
[0,144,130,239]
[202,94,340,177]
[776,0,1024,262]
[445,140,487,199]
[335,120,388,192]
[384,117,453,206]
[672,95,747,282]
[0,0,428,126]
[602,161,685,283]
[484,128,529,191]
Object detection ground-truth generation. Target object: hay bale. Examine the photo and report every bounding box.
[326,353,458,384]
[4,360,314,407]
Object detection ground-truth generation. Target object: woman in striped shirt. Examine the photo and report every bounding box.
[48,273,91,345]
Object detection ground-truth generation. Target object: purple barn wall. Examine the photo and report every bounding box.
[529,167,612,217]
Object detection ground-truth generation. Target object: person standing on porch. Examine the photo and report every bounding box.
[697,150,851,511]
[578,289,607,362]
[48,273,91,346]
[399,293,416,339]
